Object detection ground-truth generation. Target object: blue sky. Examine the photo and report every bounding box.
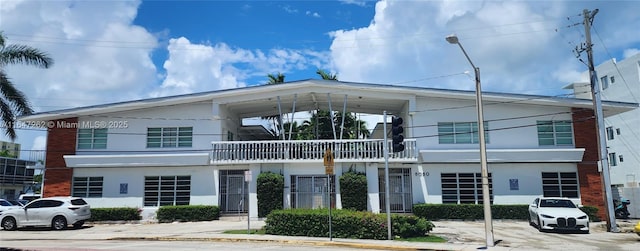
[1,0,639,156]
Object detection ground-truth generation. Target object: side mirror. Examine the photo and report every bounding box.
[530,204,537,208]
[577,204,584,208]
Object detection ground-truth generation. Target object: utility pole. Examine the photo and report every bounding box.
[580,8,618,232]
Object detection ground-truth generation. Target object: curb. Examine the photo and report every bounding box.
[108,236,446,251]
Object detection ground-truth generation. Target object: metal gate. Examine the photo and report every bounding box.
[378,168,412,213]
[219,170,248,213]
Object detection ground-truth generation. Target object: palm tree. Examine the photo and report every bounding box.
[267,72,285,85]
[316,69,337,81]
[0,32,53,140]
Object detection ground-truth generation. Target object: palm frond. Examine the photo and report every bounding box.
[0,70,33,115]
[0,44,54,68]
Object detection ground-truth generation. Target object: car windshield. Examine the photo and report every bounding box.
[540,199,576,208]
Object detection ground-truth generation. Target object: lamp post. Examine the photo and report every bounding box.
[446,34,495,247]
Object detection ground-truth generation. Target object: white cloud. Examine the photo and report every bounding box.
[153,37,331,97]
[1,0,158,111]
[306,11,321,18]
[328,1,640,96]
[340,0,367,7]
[623,49,640,59]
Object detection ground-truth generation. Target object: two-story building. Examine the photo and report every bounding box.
[19,80,638,219]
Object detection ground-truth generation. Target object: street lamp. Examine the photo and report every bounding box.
[446,34,495,247]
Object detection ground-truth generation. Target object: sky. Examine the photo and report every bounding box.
[1,0,639,158]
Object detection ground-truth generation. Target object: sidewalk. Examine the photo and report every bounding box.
[2,219,638,251]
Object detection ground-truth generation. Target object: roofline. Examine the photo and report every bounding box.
[19,79,639,121]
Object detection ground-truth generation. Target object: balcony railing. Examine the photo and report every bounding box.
[211,139,417,164]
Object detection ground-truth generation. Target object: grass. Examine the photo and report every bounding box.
[395,235,448,243]
[223,229,266,234]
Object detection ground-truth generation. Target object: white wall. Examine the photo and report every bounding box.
[413,97,575,151]
[414,163,579,205]
[73,166,215,208]
[76,102,217,154]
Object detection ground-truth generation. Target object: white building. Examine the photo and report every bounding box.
[565,53,640,217]
[19,80,637,220]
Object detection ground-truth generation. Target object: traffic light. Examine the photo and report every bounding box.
[391,116,405,152]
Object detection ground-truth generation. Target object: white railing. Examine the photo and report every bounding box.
[211,139,417,164]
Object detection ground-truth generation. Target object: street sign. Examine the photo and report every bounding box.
[323,148,334,174]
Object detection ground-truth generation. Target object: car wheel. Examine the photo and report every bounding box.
[1,217,17,231]
[52,216,67,230]
[73,221,85,229]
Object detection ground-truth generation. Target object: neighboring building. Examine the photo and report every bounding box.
[0,141,21,158]
[19,80,637,220]
[565,52,640,217]
[0,157,36,199]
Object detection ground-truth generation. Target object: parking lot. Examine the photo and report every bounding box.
[0,219,638,250]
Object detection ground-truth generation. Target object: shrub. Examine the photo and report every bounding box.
[257,172,284,217]
[579,206,600,221]
[264,209,433,240]
[89,207,141,221]
[156,205,220,223]
[339,171,367,211]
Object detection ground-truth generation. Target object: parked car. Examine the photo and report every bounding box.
[6,199,29,207]
[18,193,41,202]
[528,197,589,233]
[0,199,21,212]
[634,221,640,237]
[0,197,91,231]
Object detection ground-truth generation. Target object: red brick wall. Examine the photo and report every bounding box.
[43,118,77,197]
[572,108,606,220]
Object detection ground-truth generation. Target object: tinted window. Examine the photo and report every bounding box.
[25,200,45,209]
[42,200,64,208]
[70,199,88,206]
[0,200,11,206]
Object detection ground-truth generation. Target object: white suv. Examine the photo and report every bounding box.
[0,197,91,231]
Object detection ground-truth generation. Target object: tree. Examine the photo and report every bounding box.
[316,69,337,80]
[0,32,53,140]
[267,72,285,85]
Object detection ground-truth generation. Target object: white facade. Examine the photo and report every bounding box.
[567,53,640,188]
[20,80,637,219]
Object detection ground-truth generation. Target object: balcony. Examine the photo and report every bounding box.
[211,139,417,164]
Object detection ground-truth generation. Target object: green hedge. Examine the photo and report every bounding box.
[88,207,141,221]
[413,204,601,222]
[264,209,434,239]
[257,172,284,217]
[339,171,367,211]
[156,205,220,223]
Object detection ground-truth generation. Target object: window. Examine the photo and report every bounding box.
[609,152,617,166]
[441,172,493,204]
[541,172,578,198]
[616,128,621,135]
[537,120,573,146]
[144,176,191,207]
[619,155,624,163]
[601,75,609,90]
[77,128,107,149]
[438,122,489,144]
[291,175,335,209]
[610,76,615,84]
[72,177,103,198]
[606,127,615,140]
[147,127,193,148]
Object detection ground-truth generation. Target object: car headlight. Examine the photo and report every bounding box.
[541,214,554,219]
[578,215,588,220]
